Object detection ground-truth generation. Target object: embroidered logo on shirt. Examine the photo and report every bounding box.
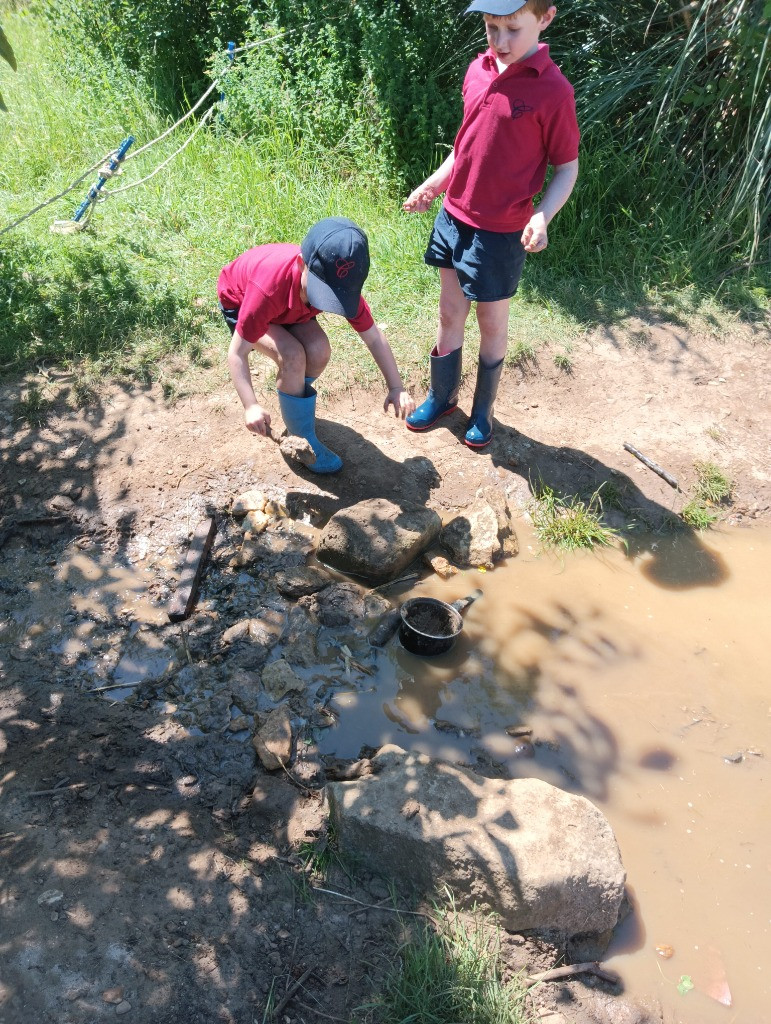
[510,99,534,120]
[336,258,355,279]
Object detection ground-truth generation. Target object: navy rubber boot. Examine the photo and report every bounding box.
[277,385,343,473]
[464,357,504,449]
[406,346,462,432]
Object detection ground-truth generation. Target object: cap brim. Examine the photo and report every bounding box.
[464,0,526,13]
[306,271,360,319]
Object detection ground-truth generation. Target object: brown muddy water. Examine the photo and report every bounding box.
[318,524,770,1024]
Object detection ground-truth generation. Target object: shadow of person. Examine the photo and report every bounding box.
[282,418,442,524]
[474,420,729,590]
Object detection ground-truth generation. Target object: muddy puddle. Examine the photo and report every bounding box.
[316,524,770,1024]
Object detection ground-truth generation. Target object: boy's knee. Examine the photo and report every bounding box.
[278,339,307,377]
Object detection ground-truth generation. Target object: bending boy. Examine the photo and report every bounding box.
[220,217,414,473]
[403,0,579,448]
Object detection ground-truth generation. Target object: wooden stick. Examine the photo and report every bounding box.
[87,681,142,694]
[29,782,86,797]
[270,965,315,1018]
[623,442,679,489]
[527,961,618,987]
[167,515,217,622]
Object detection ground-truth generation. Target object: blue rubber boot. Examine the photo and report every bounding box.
[277,385,343,473]
[406,346,462,432]
[464,357,504,449]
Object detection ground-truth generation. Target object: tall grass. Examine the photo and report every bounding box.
[0,8,768,392]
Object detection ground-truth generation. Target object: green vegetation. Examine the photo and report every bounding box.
[692,460,733,504]
[13,382,50,427]
[364,899,531,1024]
[530,481,619,551]
[680,460,733,529]
[0,5,768,398]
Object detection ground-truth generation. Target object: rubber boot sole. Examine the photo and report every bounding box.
[464,434,492,449]
[405,405,458,433]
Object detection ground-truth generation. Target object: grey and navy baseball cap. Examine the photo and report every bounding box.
[301,217,370,318]
[465,0,527,13]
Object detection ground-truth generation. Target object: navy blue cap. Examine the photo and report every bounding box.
[301,217,370,318]
[465,0,527,13]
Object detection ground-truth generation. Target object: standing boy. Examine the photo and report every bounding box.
[403,0,579,448]
[220,217,414,473]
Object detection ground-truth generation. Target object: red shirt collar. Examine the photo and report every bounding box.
[482,42,550,77]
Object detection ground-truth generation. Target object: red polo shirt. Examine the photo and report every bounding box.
[217,243,374,344]
[443,44,579,233]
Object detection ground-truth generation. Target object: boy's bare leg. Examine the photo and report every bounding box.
[476,297,510,363]
[284,319,331,382]
[436,268,471,355]
[253,321,331,397]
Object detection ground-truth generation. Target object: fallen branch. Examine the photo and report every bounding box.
[270,965,315,1019]
[87,681,142,694]
[623,442,679,490]
[527,960,619,987]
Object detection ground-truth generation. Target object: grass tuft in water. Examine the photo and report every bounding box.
[680,500,719,530]
[364,895,530,1024]
[530,481,618,551]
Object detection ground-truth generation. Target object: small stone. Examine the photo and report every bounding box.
[243,510,270,535]
[115,1000,132,1015]
[103,987,124,1004]
[232,490,266,515]
[261,659,304,700]
[422,551,458,580]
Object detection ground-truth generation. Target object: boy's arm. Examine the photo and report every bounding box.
[357,324,416,419]
[403,152,456,213]
[227,332,272,436]
[522,158,579,253]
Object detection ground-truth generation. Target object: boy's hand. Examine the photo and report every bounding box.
[244,403,271,436]
[402,184,437,214]
[522,212,548,253]
[384,388,416,419]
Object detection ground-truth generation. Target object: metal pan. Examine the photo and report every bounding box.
[398,589,482,657]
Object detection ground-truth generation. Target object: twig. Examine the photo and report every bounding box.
[87,681,142,694]
[370,572,419,594]
[623,442,679,489]
[270,965,315,1018]
[526,960,618,987]
[29,781,86,797]
[311,886,439,926]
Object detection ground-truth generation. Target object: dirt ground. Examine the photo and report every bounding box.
[1,319,769,1024]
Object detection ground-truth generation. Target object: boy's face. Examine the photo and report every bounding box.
[483,6,556,66]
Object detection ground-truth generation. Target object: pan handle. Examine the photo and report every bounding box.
[450,588,483,615]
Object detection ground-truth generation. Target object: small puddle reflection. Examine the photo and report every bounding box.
[318,523,770,1024]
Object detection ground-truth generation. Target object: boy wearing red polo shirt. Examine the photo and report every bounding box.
[403,0,579,448]
[220,217,414,473]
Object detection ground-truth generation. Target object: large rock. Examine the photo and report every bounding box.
[441,488,518,569]
[317,499,441,583]
[326,748,625,937]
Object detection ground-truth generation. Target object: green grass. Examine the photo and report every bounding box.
[13,382,50,427]
[679,460,733,530]
[692,461,733,505]
[361,899,531,1024]
[0,11,767,407]
[680,499,719,531]
[530,481,619,551]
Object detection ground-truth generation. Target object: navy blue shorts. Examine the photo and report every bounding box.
[425,207,526,302]
[219,302,239,335]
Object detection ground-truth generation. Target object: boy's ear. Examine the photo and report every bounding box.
[540,6,557,29]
